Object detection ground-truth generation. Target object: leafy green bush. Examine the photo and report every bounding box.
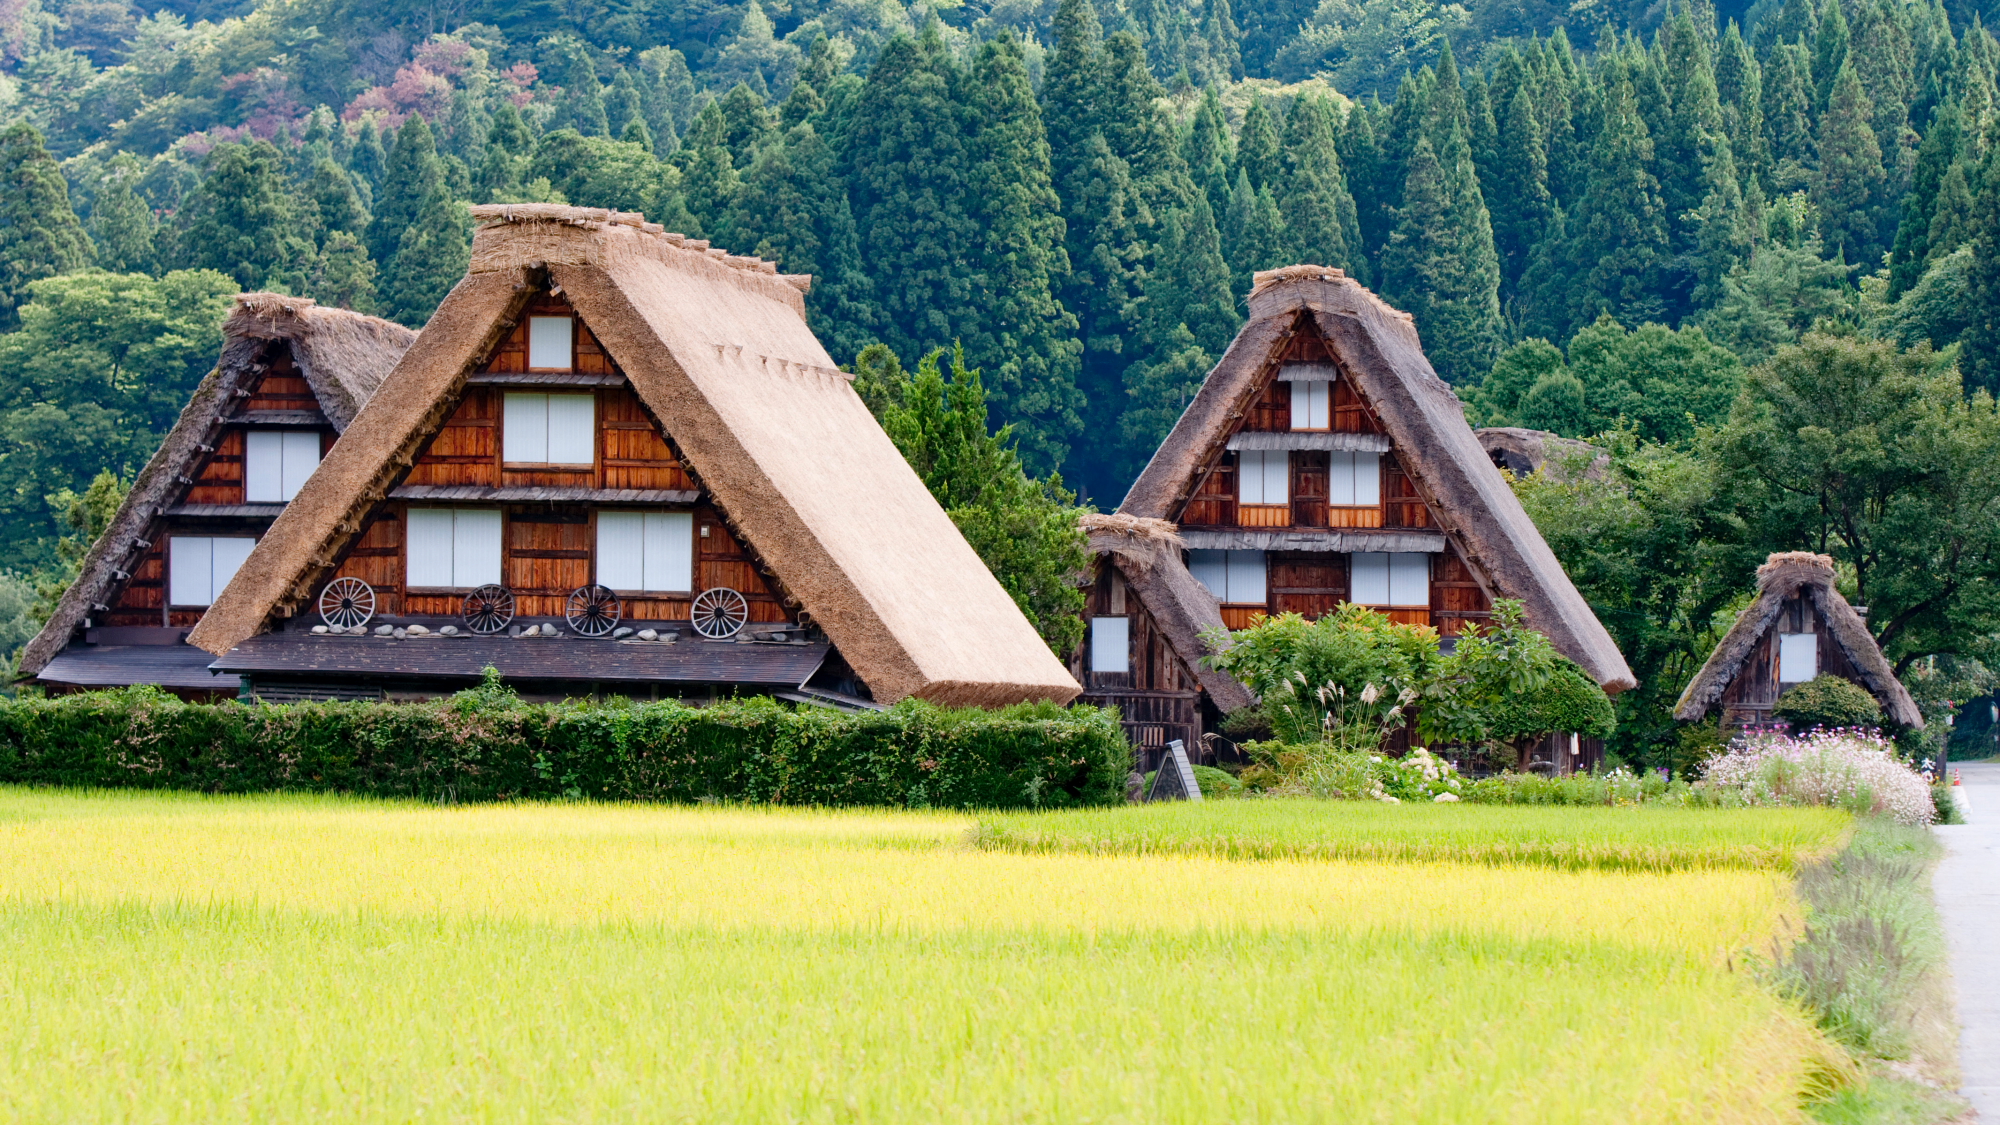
[1774,674,1882,731]
[1487,661,1617,742]
[1236,742,1462,802]
[0,679,1128,809]
[1460,769,1690,806]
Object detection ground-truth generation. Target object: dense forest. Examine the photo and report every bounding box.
[0,0,1998,759]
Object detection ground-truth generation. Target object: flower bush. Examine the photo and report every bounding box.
[1698,730,1935,826]
[1237,741,1462,802]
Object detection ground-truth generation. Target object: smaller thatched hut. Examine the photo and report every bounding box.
[20,295,415,697]
[1675,552,1922,729]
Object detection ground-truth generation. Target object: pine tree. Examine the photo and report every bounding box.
[310,230,377,313]
[1466,71,1499,197]
[1342,98,1391,262]
[1222,168,1288,298]
[1121,197,1238,472]
[348,120,387,193]
[308,158,368,237]
[1659,8,1747,316]
[1888,100,1964,296]
[1492,83,1553,296]
[1539,35,1587,208]
[1568,75,1671,331]
[366,116,445,269]
[0,123,91,325]
[379,185,469,327]
[1926,158,1979,259]
[176,141,312,292]
[717,82,776,165]
[961,30,1084,473]
[729,121,878,362]
[556,43,611,137]
[1234,96,1283,190]
[778,79,822,129]
[1277,94,1364,280]
[844,27,978,374]
[1851,0,1918,159]
[1715,22,1768,185]
[1762,44,1817,190]
[474,103,535,202]
[1380,134,1502,384]
[1813,63,1888,263]
[1960,138,2000,395]
[88,152,156,275]
[677,104,739,242]
[1183,86,1233,218]
[606,67,644,139]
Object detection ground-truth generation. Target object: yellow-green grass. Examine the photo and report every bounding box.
[974,799,1853,872]
[0,789,1842,1123]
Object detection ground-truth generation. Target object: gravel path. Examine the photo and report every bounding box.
[1935,759,2000,1116]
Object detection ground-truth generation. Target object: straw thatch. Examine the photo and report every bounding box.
[189,206,1079,708]
[1081,514,1255,712]
[1120,266,1636,694]
[1476,427,1609,482]
[19,295,414,678]
[1674,552,1922,727]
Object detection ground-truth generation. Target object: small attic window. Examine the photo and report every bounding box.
[528,316,573,370]
[1778,633,1818,683]
[1090,617,1130,674]
[1290,381,1330,430]
[244,431,321,502]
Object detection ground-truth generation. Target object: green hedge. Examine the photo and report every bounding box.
[0,679,1129,809]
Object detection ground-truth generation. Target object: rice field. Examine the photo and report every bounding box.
[0,788,1848,1123]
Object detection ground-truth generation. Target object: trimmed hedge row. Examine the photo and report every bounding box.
[0,679,1130,809]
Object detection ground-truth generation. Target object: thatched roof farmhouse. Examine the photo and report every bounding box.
[1075,266,1633,753]
[1676,551,1921,729]
[21,295,415,697]
[189,204,1079,707]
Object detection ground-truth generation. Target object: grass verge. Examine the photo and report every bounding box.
[972,799,1853,872]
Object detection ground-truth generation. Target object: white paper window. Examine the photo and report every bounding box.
[1238,450,1289,505]
[168,536,255,606]
[1327,452,1382,506]
[1290,380,1331,430]
[1350,552,1430,607]
[1188,549,1267,604]
[528,316,573,370]
[1778,633,1819,684]
[504,393,595,465]
[596,511,694,592]
[243,431,322,502]
[406,509,502,588]
[1090,616,1130,673]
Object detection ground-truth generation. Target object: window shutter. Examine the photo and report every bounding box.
[528,317,573,370]
[244,432,285,502]
[1351,552,1390,605]
[1388,553,1430,606]
[1090,617,1131,673]
[1237,451,1263,504]
[169,537,214,605]
[453,509,504,587]
[645,511,693,591]
[1188,549,1228,599]
[503,394,549,463]
[595,512,644,589]
[280,432,320,500]
[405,510,457,587]
[1290,381,1330,429]
[1264,451,1290,504]
[211,538,256,596]
[1225,549,1266,604]
[1354,452,1382,505]
[1328,452,1355,505]
[546,394,595,465]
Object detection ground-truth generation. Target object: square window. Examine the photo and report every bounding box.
[244,431,323,502]
[1090,616,1130,673]
[504,393,595,465]
[168,536,256,606]
[528,316,573,370]
[1190,549,1267,603]
[1328,452,1382,505]
[1238,450,1289,505]
[1350,552,1389,605]
[1290,380,1331,430]
[596,511,694,592]
[406,509,502,588]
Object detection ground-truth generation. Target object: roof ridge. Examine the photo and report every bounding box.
[468,203,806,291]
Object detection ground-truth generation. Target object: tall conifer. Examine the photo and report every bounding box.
[380,185,470,326]
[1888,100,1964,295]
[1380,133,1502,384]
[1813,63,1888,262]
[1569,75,1671,330]
[1233,97,1283,190]
[0,123,91,325]
[1122,194,1238,473]
[365,116,445,268]
[1222,168,1288,297]
[89,152,156,275]
[730,122,878,364]
[176,141,312,292]
[557,45,611,137]
[1277,94,1364,280]
[1492,83,1553,297]
[1961,138,2000,395]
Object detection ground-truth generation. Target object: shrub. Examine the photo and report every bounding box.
[1237,741,1463,802]
[1774,674,1883,731]
[0,680,1129,809]
[1699,730,1933,825]
[1461,768,1689,806]
[1201,604,1441,746]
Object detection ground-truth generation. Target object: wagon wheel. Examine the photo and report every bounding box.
[690,587,749,640]
[461,584,515,635]
[318,577,376,630]
[565,584,622,637]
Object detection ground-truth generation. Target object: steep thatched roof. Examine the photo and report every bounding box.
[1476,427,1608,481]
[1120,265,1636,694]
[1675,552,1922,727]
[19,295,414,678]
[189,205,1079,708]
[1082,513,1254,712]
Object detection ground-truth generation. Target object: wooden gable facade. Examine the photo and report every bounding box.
[21,295,414,697]
[319,290,795,638]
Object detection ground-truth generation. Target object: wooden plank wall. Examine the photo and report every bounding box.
[1071,562,1196,694]
[1717,594,1864,726]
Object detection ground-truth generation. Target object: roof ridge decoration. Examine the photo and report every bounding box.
[1120,264,1637,694]
[189,208,1080,708]
[18,297,415,679]
[1675,551,1921,727]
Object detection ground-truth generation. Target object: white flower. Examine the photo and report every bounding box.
[1433,793,1460,802]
